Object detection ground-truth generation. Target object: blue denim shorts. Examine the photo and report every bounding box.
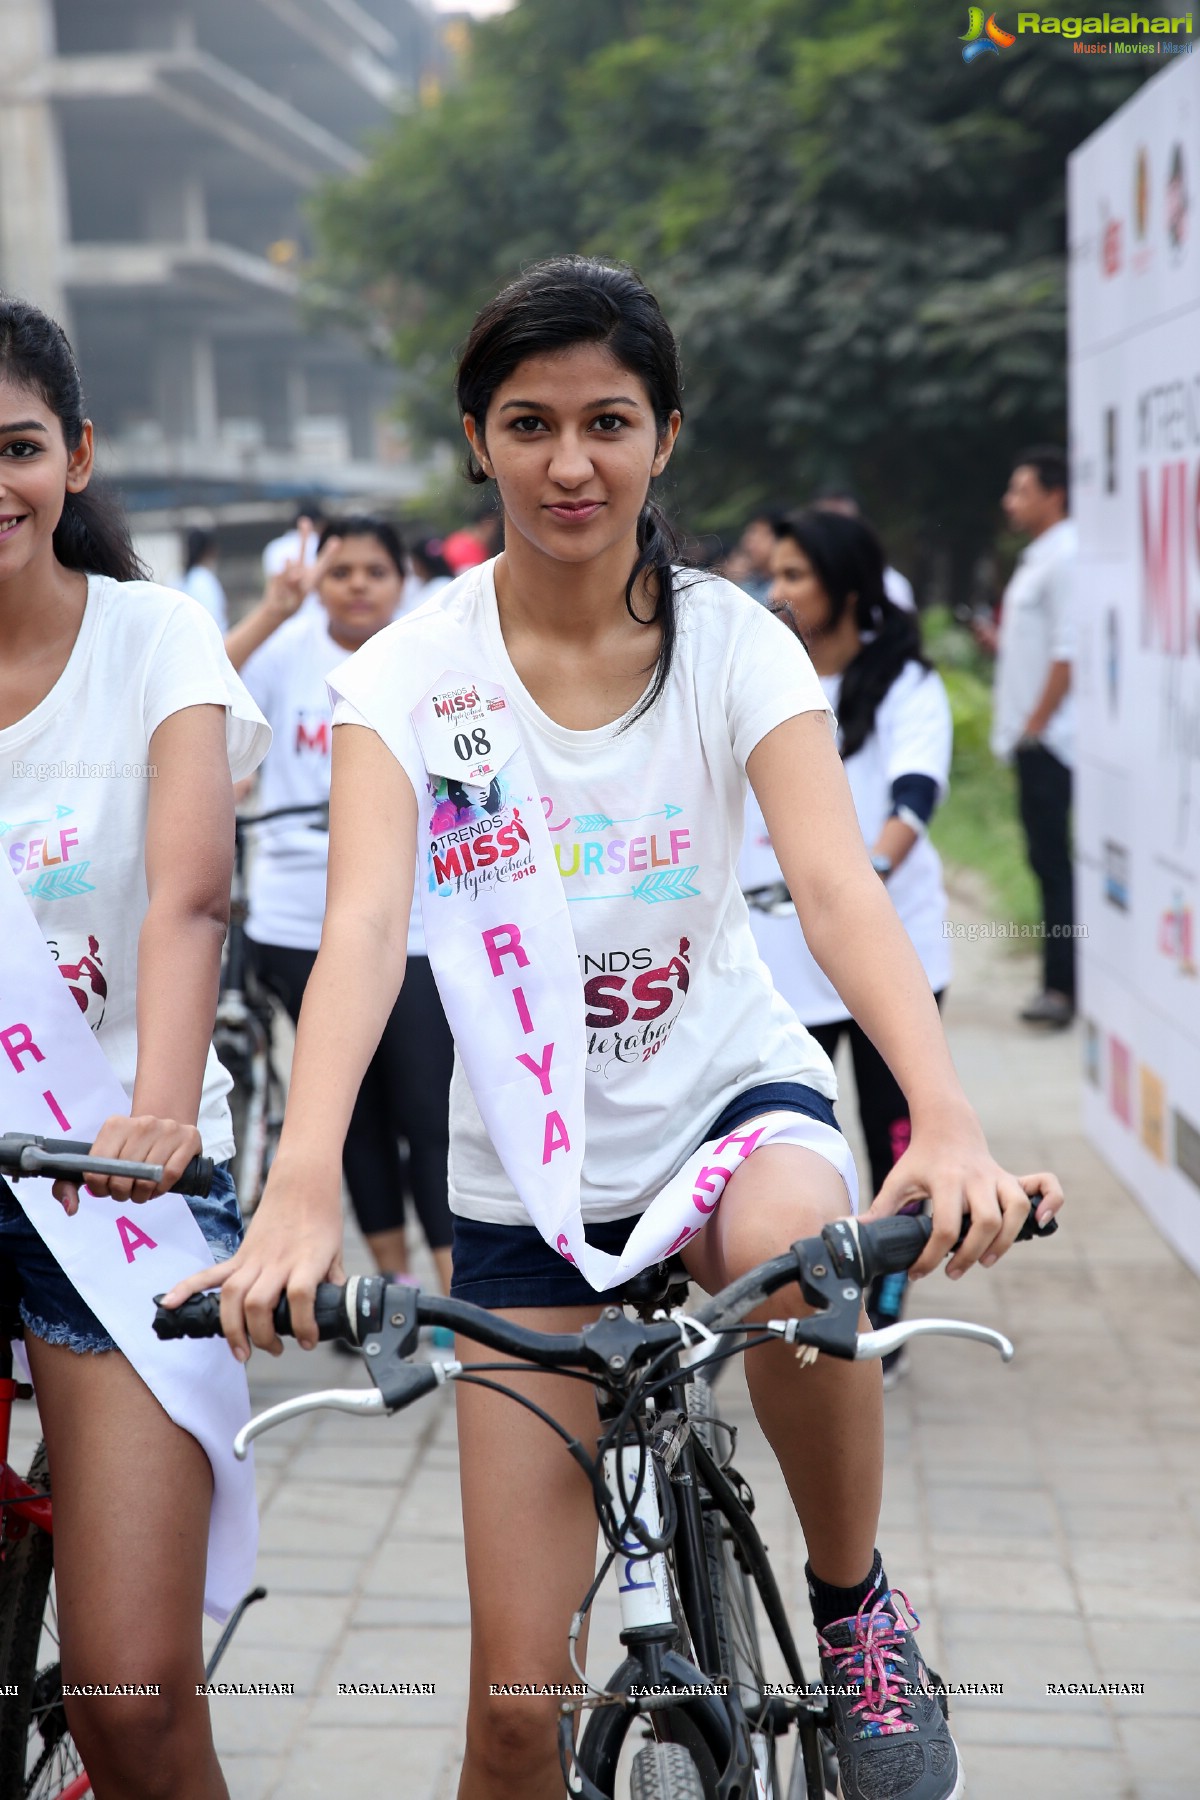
[450,1080,839,1311]
[0,1163,242,1354]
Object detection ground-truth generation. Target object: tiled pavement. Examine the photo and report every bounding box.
[10,882,1199,1797]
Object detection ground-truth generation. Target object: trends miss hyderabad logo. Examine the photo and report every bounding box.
[961,8,1016,57]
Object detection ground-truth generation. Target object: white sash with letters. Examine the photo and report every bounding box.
[0,855,256,1621]
[330,612,856,1290]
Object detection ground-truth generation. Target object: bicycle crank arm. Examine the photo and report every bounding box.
[233,1388,386,1458]
[854,1318,1014,1361]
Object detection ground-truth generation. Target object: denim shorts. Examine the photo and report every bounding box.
[0,1163,243,1354]
[450,1080,840,1312]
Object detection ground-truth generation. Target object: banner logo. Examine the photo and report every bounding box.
[1167,142,1188,256]
[1140,1063,1167,1161]
[1104,839,1131,910]
[961,8,1016,57]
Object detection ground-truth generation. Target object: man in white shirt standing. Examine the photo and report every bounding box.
[981,446,1077,1027]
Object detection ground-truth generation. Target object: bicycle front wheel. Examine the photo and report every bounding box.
[630,1742,706,1800]
[0,1443,89,1799]
[702,1499,781,1798]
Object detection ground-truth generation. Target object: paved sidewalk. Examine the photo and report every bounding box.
[10,888,1199,1797]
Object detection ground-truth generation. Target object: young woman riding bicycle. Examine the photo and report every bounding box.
[167,259,1062,1800]
[0,299,268,1798]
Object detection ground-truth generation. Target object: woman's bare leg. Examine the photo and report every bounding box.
[682,1143,883,1587]
[455,1304,603,1800]
[25,1337,228,1800]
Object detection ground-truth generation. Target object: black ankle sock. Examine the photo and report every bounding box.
[807,1549,886,1633]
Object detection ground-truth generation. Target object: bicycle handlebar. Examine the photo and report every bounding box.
[0,1133,213,1198]
[154,1206,1054,1355]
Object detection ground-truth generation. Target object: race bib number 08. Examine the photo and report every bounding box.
[412,672,519,787]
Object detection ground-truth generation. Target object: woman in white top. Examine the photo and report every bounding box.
[168,259,1060,1800]
[226,517,454,1291]
[0,297,267,1796]
[402,532,454,613]
[741,509,953,1380]
[179,525,228,632]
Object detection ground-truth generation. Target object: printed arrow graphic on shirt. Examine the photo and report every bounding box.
[0,817,51,837]
[631,866,701,903]
[26,862,96,902]
[571,803,684,833]
[570,865,701,905]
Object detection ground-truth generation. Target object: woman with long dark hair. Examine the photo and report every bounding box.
[741,509,953,1383]
[168,258,1060,1800]
[0,296,267,1796]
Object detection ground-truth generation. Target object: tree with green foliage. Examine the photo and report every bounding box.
[311,0,1154,591]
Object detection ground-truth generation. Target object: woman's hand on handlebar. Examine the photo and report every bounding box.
[54,1114,202,1213]
[866,1103,1059,1280]
[159,1153,345,1360]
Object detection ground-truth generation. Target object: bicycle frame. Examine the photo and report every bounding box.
[568,1349,827,1800]
[0,1341,52,1540]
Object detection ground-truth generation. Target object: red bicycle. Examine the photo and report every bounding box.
[0,1133,264,1800]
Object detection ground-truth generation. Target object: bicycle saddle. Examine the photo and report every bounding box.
[616,1258,691,1316]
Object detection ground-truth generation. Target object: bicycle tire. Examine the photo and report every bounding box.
[691,1380,834,1800]
[0,1442,88,1799]
[701,1490,781,1797]
[630,1742,706,1800]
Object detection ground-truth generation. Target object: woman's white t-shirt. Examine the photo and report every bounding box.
[0,577,270,1158]
[332,560,838,1227]
[740,660,952,1026]
[240,608,425,956]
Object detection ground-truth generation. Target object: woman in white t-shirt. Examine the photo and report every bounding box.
[0,298,268,1796]
[402,532,454,613]
[169,261,1061,1800]
[226,517,454,1292]
[178,525,228,631]
[740,509,953,1384]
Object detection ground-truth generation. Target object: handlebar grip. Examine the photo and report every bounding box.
[172,1155,214,1198]
[854,1215,932,1283]
[153,1281,352,1343]
[853,1204,1058,1284]
[270,1284,354,1343]
[153,1291,224,1339]
[46,1140,213,1198]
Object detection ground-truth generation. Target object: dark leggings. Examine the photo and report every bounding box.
[809,991,945,1326]
[1015,742,1075,1000]
[247,939,454,1250]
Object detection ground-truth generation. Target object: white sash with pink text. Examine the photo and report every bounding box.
[0,855,257,1620]
[330,618,856,1289]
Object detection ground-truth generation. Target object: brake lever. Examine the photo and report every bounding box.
[855,1319,1013,1361]
[232,1360,461,1459]
[234,1388,387,1458]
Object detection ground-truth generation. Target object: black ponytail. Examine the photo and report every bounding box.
[0,294,146,583]
[456,257,684,724]
[775,508,928,758]
[837,599,926,759]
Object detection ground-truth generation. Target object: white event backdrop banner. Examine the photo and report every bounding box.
[1069,52,1200,1275]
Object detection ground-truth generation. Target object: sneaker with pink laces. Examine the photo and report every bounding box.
[817,1589,961,1800]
